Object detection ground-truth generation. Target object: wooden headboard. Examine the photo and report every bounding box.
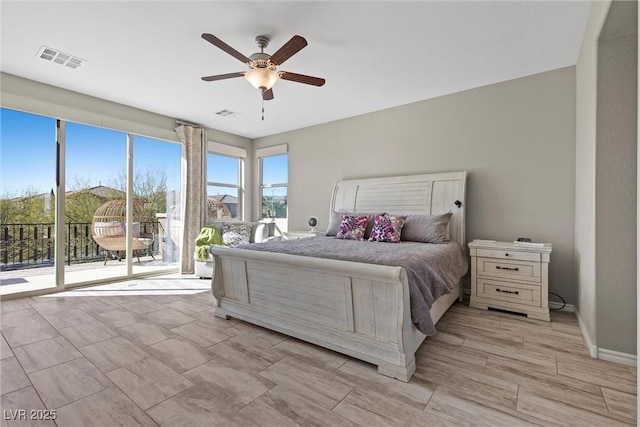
[330,171,468,247]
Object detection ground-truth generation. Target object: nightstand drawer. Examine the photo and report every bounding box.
[476,257,541,283]
[476,278,541,307]
[476,249,540,262]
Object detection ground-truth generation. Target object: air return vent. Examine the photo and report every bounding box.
[215,109,241,119]
[36,46,86,69]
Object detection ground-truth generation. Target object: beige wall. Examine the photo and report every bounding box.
[575,0,611,354]
[596,29,637,355]
[254,67,577,302]
[575,0,638,357]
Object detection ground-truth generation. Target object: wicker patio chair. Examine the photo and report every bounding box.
[91,199,155,265]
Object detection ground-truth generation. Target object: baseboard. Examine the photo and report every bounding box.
[597,348,637,367]
[575,309,598,358]
[549,301,575,312]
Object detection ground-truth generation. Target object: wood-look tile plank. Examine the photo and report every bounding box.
[602,387,637,423]
[54,387,156,427]
[240,385,353,427]
[517,388,631,426]
[523,329,589,357]
[207,341,275,374]
[169,320,233,347]
[485,354,604,400]
[424,387,547,426]
[556,355,637,395]
[272,337,349,372]
[1,308,60,347]
[119,298,167,315]
[333,387,455,427]
[106,357,194,410]
[57,320,119,348]
[78,336,149,373]
[444,322,525,346]
[27,357,113,409]
[1,357,30,395]
[0,387,55,427]
[145,336,218,373]
[39,308,96,329]
[12,336,83,373]
[146,382,259,427]
[1,333,14,360]
[335,359,435,409]
[95,309,143,329]
[416,339,488,373]
[163,299,212,315]
[117,321,176,347]
[183,361,275,409]
[142,308,196,329]
[413,357,519,410]
[258,357,355,410]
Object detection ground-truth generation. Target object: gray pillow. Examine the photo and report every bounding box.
[325,211,381,238]
[400,212,453,243]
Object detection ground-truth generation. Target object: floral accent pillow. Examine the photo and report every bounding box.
[335,215,369,241]
[368,214,407,243]
[222,224,252,247]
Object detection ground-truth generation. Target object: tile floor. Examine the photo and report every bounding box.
[1,274,636,426]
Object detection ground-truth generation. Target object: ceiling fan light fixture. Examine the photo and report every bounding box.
[244,68,279,90]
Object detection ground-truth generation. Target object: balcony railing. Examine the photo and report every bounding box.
[1,221,161,271]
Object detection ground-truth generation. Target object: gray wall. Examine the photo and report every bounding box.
[254,67,577,303]
[575,0,638,357]
[595,5,637,355]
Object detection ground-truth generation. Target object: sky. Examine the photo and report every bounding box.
[1,107,286,198]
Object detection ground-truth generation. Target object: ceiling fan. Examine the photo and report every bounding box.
[201,33,326,101]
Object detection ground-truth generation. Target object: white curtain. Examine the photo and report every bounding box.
[175,124,207,273]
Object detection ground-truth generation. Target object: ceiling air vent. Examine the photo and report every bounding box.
[36,46,85,69]
[215,109,241,119]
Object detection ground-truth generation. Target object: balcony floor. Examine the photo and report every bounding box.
[0,257,177,296]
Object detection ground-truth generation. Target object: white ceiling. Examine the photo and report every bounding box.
[1,1,591,139]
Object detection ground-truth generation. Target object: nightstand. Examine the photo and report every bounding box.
[282,231,322,240]
[468,240,552,321]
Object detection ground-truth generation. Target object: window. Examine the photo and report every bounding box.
[206,152,242,220]
[260,154,288,220]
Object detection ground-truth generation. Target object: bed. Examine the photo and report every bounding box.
[209,171,468,381]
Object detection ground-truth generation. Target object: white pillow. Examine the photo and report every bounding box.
[252,223,269,243]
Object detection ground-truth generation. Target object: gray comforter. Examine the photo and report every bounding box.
[237,236,468,336]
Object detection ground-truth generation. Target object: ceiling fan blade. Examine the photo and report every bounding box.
[280,71,325,87]
[202,33,251,63]
[262,88,274,101]
[269,35,308,65]
[201,72,245,82]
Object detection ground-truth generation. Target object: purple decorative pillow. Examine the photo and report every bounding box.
[335,215,369,241]
[368,214,406,243]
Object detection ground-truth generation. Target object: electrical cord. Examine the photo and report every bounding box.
[548,292,566,310]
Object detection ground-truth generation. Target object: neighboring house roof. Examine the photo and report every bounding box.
[211,194,238,204]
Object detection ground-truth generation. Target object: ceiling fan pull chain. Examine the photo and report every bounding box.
[261,99,265,121]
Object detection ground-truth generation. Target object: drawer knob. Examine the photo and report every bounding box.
[496,288,519,295]
[505,253,509,257]
[496,266,519,271]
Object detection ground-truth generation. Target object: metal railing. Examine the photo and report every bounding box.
[1,221,161,271]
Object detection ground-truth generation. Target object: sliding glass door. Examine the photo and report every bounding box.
[0,107,181,296]
[0,109,58,295]
[64,122,129,285]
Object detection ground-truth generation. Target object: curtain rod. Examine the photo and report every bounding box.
[175,119,203,128]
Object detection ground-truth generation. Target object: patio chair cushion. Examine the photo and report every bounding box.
[94,221,124,237]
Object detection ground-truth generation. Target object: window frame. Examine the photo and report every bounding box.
[206,142,246,221]
[258,148,288,221]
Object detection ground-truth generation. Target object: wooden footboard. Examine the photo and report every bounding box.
[210,246,448,382]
